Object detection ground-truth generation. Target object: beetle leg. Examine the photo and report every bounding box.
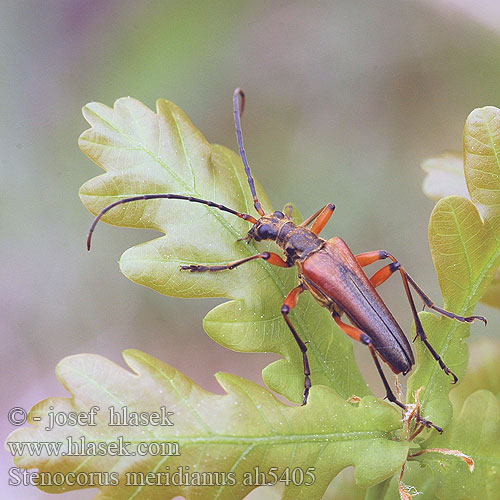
[332,313,371,345]
[368,262,401,287]
[299,203,335,235]
[333,313,443,433]
[396,263,461,383]
[390,260,485,381]
[355,250,390,267]
[367,342,443,433]
[281,285,311,405]
[298,206,324,228]
[356,250,486,324]
[181,251,290,272]
[310,204,336,235]
[359,250,457,381]
[403,272,487,326]
[356,249,486,383]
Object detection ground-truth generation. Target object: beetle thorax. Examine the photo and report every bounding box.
[280,226,323,264]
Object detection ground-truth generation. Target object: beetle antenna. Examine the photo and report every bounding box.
[233,88,265,216]
[87,194,257,250]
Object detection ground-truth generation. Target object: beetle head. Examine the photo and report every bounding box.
[246,211,287,242]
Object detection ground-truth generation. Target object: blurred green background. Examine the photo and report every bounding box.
[2,1,499,498]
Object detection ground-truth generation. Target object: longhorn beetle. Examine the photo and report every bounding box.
[87,88,486,432]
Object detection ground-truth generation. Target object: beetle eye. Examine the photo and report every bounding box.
[273,211,284,219]
[257,224,276,239]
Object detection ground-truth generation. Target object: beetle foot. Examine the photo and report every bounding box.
[403,387,443,438]
[464,314,487,326]
[416,415,443,434]
[444,366,458,384]
[301,377,311,406]
[180,264,208,272]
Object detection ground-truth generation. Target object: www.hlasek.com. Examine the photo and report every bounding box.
[7,435,181,458]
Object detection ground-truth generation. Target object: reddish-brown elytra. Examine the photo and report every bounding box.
[87,89,486,433]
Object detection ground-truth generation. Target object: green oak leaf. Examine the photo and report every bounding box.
[5,350,409,500]
[480,266,500,308]
[464,106,500,232]
[421,108,500,311]
[406,390,500,500]
[407,107,500,428]
[323,468,366,500]
[78,97,368,403]
[421,117,500,311]
[375,398,499,500]
[450,339,500,411]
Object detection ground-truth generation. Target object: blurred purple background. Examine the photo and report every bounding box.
[2,1,499,498]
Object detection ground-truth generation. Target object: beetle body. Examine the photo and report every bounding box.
[87,88,486,433]
[300,238,414,374]
[250,211,414,375]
